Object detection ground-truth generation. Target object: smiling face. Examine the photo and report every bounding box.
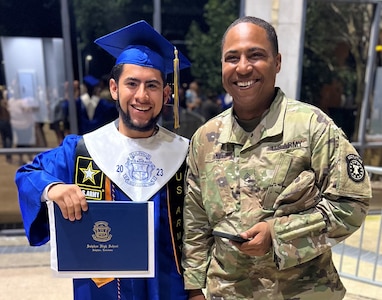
[109,64,170,138]
[222,22,281,120]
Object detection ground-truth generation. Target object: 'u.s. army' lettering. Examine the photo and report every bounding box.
[268,140,304,151]
[81,189,101,199]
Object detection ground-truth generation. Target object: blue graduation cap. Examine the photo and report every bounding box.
[94,20,191,76]
[94,20,191,129]
[83,75,99,87]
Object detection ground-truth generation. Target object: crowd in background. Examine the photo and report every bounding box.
[0,75,118,165]
[0,85,13,163]
[0,78,232,165]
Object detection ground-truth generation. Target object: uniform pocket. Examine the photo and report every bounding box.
[201,150,238,223]
[261,153,293,210]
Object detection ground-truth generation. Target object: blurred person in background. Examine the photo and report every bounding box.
[199,91,223,121]
[0,86,13,163]
[185,81,202,113]
[76,75,119,135]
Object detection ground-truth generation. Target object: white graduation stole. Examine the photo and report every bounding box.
[83,121,189,202]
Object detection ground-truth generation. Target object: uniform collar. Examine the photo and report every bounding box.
[218,88,287,145]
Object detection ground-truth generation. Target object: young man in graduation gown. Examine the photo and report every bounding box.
[15,20,191,300]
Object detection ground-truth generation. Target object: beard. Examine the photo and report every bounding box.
[116,99,162,132]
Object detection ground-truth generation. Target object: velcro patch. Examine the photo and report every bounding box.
[346,154,365,182]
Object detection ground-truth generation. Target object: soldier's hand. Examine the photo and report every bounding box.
[188,289,206,300]
[233,221,272,256]
[47,183,88,221]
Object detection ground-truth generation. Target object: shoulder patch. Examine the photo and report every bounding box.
[346,154,365,182]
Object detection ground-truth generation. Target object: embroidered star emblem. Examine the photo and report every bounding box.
[80,162,101,184]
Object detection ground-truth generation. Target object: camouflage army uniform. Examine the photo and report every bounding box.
[182,88,371,300]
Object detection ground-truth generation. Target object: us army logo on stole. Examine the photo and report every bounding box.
[346,154,365,182]
[123,151,157,187]
[75,156,105,200]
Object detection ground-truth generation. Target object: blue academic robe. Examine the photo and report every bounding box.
[15,134,188,300]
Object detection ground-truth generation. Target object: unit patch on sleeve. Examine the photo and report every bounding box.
[346,154,365,182]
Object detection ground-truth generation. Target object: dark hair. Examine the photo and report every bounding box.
[221,16,279,55]
[110,64,124,82]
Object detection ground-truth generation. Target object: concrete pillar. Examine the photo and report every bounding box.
[244,0,306,100]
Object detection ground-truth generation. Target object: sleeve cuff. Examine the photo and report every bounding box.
[41,182,62,202]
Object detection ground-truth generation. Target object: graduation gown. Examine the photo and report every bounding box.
[15,122,189,300]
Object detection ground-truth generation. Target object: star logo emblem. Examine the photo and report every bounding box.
[346,154,365,182]
[80,162,101,184]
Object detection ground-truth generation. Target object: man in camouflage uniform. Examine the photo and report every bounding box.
[182,16,371,300]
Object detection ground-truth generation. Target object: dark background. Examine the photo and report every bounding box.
[0,0,209,85]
